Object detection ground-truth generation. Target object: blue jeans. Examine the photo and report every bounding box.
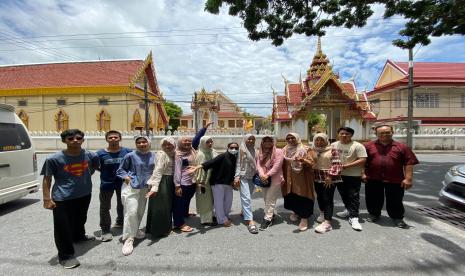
[239,178,255,221]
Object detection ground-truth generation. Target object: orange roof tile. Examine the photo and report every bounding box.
[0,60,143,89]
[287,83,303,104]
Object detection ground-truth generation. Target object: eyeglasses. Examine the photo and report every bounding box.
[286,137,296,141]
[66,136,83,141]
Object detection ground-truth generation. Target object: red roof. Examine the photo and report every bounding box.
[287,83,303,104]
[341,82,356,95]
[369,60,465,95]
[0,60,143,89]
[394,61,465,80]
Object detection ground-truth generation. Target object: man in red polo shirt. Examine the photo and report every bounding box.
[362,125,419,228]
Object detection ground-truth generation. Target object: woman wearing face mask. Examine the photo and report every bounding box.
[256,136,284,231]
[234,134,259,234]
[116,135,156,256]
[173,136,197,233]
[312,133,343,234]
[194,136,218,226]
[146,137,176,239]
[191,142,239,227]
[281,133,316,231]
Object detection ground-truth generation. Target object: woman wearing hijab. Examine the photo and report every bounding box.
[234,134,259,234]
[146,137,176,238]
[312,133,343,234]
[194,136,218,226]
[117,135,156,256]
[192,142,239,227]
[173,136,197,233]
[281,133,316,231]
[256,136,284,231]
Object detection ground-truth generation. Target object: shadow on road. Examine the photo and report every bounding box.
[407,233,465,274]
[0,198,40,216]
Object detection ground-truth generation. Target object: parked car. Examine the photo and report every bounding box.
[440,164,465,206]
[0,104,39,205]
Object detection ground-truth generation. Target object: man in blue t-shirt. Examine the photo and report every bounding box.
[41,129,99,269]
[96,130,131,242]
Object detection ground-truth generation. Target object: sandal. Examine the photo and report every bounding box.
[180,225,193,232]
[247,224,259,234]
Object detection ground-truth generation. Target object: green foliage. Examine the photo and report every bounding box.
[204,0,465,48]
[163,101,183,131]
[307,112,325,131]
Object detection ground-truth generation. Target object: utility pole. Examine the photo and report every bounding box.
[144,76,150,137]
[406,47,414,148]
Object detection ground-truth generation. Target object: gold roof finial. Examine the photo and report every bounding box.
[316,36,322,56]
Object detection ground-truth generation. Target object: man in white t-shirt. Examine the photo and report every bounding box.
[331,127,367,231]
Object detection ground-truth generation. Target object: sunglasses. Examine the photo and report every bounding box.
[66,136,83,141]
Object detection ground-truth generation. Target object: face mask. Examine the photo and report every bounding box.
[228,149,238,155]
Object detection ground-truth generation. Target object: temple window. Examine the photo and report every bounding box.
[371,99,380,114]
[98,98,109,106]
[55,109,69,132]
[202,120,207,126]
[218,120,225,128]
[17,110,29,128]
[416,93,439,108]
[18,100,27,107]
[96,109,111,131]
[139,101,146,109]
[57,99,67,106]
[236,120,243,128]
[180,120,188,128]
[394,91,401,108]
[228,120,235,128]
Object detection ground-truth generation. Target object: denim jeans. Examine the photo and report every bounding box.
[239,178,255,221]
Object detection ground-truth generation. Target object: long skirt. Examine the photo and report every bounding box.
[283,193,314,219]
[196,181,214,224]
[146,175,174,238]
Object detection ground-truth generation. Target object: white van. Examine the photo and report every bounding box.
[0,104,39,204]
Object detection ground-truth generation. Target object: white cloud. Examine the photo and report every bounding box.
[0,0,464,116]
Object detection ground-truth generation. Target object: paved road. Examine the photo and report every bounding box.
[1,153,464,275]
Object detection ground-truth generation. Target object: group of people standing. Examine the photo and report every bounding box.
[41,124,418,269]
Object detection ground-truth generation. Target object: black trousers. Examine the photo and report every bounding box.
[365,181,405,219]
[99,188,124,232]
[315,182,336,221]
[173,184,196,228]
[283,193,314,219]
[336,176,362,218]
[53,194,91,261]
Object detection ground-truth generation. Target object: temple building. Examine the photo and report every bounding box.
[272,38,376,141]
[179,88,260,131]
[0,52,168,132]
[367,60,465,129]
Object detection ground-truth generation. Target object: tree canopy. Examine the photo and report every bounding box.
[205,0,465,48]
[163,101,183,131]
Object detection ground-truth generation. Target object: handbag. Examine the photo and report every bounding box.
[253,173,271,187]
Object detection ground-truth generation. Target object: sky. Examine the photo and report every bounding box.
[1,0,464,116]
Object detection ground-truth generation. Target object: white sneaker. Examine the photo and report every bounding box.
[122,238,134,256]
[349,217,363,231]
[316,213,324,223]
[336,209,350,218]
[135,229,145,239]
[315,222,332,234]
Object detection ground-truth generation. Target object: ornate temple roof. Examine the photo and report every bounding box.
[272,37,376,122]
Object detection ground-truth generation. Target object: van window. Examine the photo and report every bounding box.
[0,123,31,152]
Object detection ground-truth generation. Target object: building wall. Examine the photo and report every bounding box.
[369,86,465,121]
[2,91,158,132]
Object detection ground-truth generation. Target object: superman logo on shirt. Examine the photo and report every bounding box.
[63,161,89,177]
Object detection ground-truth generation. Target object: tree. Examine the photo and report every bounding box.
[163,101,183,131]
[205,0,465,48]
[307,112,326,135]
